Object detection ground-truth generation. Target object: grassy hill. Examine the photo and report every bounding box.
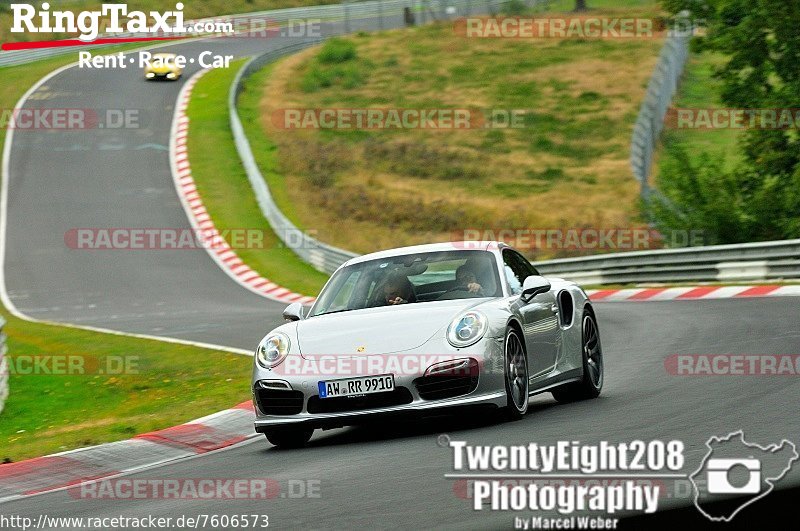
[243,2,666,258]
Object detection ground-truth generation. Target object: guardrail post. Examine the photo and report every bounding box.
[343,0,351,33]
[378,0,384,30]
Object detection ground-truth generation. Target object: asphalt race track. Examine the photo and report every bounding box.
[2,20,800,531]
[2,298,799,528]
[2,35,323,350]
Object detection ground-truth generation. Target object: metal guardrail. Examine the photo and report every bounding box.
[629,13,692,197]
[229,0,530,273]
[0,317,8,415]
[229,40,357,274]
[533,239,800,285]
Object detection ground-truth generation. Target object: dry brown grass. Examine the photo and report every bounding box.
[254,7,664,258]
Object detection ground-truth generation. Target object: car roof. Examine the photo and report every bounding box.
[343,241,507,266]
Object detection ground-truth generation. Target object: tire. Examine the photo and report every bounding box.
[552,309,603,403]
[265,427,314,449]
[503,327,529,420]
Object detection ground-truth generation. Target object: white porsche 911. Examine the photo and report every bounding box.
[251,242,603,448]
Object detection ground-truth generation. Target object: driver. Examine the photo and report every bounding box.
[382,273,414,305]
[455,264,484,295]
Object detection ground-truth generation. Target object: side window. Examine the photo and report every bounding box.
[502,250,529,295]
[512,250,538,278]
[328,271,361,311]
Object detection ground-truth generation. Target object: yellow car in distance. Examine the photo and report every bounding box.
[144,52,183,81]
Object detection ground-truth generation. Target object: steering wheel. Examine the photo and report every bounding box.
[443,286,472,294]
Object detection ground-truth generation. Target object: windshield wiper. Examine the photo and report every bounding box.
[312,308,357,318]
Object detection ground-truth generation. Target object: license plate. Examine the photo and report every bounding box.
[318,374,395,398]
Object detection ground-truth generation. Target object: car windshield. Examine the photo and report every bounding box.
[309,250,502,317]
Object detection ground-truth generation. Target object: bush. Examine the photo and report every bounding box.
[317,38,357,64]
[363,139,485,180]
[502,0,529,16]
[646,145,800,244]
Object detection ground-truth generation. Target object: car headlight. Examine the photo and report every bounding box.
[256,332,290,368]
[447,311,488,348]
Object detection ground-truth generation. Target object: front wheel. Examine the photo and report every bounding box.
[265,427,314,449]
[552,310,603,403]
[503,328,529,420]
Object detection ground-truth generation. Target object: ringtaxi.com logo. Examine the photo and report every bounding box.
[8,2,198,43]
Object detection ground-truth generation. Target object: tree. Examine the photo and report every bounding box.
[649,0,800,243]
[574,0,588,12]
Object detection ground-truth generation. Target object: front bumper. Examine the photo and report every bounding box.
[252,336,506,432]
[144,70,181,80]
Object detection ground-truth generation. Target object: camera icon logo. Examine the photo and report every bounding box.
[691,431,798,522]
[706,458,761,494]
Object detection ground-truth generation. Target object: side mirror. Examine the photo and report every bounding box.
[283,302,304,322]
[521,275,551,302]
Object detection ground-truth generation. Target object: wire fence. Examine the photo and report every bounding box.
[629,12,693,198]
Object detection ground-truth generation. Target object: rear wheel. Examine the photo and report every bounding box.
[552,310,603,403]
[265,427,314,449]
[503,328,529,420]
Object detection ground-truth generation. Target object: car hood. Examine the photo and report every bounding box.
[297,299,489,357]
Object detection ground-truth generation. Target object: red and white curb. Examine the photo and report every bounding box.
[0,400,257,503]
[586,284,800,301]
[170,70,315,305]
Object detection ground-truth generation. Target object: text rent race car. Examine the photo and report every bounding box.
[251,242,603,448]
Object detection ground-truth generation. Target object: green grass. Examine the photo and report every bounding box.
[185,61,330,295]
[0,310,252,462]
[238,63,307,229]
